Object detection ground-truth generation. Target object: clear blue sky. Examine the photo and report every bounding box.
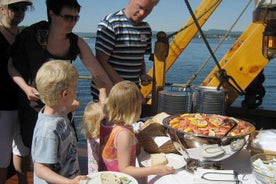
[22,0,255,33]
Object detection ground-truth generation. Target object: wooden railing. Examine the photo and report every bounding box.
[74,76,93,141]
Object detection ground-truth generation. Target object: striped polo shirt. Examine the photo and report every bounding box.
[91,9,152,99]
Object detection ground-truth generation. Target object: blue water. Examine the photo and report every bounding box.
[73,38,276,140]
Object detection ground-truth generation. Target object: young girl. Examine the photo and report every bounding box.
[81,102,105,174]
[102,81,175,179]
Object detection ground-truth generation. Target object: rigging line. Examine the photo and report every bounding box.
[184,0,245,95]
[184,0,253,87]
[184,0,221,70]
[167,0,221,39]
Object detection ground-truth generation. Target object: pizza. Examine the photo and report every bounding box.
[167,113,254,137]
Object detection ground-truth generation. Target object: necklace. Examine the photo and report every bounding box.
[0,21,19,36]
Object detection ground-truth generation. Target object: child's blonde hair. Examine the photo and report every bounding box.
[81,102,104,139]
[105,80,142,126]
[35,60,78,106]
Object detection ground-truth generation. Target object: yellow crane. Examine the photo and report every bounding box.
[141,0,269,113]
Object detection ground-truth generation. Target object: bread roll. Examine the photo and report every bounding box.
[150,153,168,166]
[152,112,170,124]
[139,119,168,136]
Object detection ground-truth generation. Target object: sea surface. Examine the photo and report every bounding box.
[73,37,276,141]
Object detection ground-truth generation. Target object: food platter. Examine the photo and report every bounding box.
[163,113,255,148]
[81,171,138,184]
[140,153,186,170]
[164,113,255,137]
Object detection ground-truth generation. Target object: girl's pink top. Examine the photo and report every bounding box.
[102,125,136,171]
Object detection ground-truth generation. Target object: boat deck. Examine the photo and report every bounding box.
[5,106,276,184]
[6,141,88,184]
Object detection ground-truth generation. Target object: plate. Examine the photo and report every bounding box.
[81,171,138,184]
[140,153,186,169]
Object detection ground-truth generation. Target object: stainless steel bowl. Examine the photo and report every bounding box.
[162,114,255,149]
[180,132,243,148]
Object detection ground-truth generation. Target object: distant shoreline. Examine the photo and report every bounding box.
[19,25,242,39]
[76,29,242,40]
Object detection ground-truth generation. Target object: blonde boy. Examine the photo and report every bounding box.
[31,60,87,184]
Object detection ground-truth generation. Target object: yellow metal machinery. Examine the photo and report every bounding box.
[140,0,269,112]
[141,0,222,99]
[202,23,268,106]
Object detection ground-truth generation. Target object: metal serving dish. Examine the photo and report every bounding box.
[162,114,256,149]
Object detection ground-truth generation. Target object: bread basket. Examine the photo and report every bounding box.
[136,118,177,154]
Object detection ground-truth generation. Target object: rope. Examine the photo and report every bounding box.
[167,0,221,39]
[184,0,220,69]
[184,0,246,95]
[184,0,253,87]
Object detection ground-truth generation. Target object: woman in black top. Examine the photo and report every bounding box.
[8,0,112,170]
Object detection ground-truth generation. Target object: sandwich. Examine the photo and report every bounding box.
[100,173,122,184]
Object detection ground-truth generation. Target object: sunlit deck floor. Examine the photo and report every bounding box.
[6,141,88,184]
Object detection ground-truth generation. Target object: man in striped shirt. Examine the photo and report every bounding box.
[91,0,159,100]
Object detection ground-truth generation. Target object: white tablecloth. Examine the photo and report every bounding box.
[138,149,255,184]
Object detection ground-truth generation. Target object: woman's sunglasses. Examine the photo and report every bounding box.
[58,14,80,22]
[8,4,28,12]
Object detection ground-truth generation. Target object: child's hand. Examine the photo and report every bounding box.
[72,175,88,184]
[155,165,175,176]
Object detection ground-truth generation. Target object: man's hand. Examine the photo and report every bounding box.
[140,74,152,86]
[93,76,107,90]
